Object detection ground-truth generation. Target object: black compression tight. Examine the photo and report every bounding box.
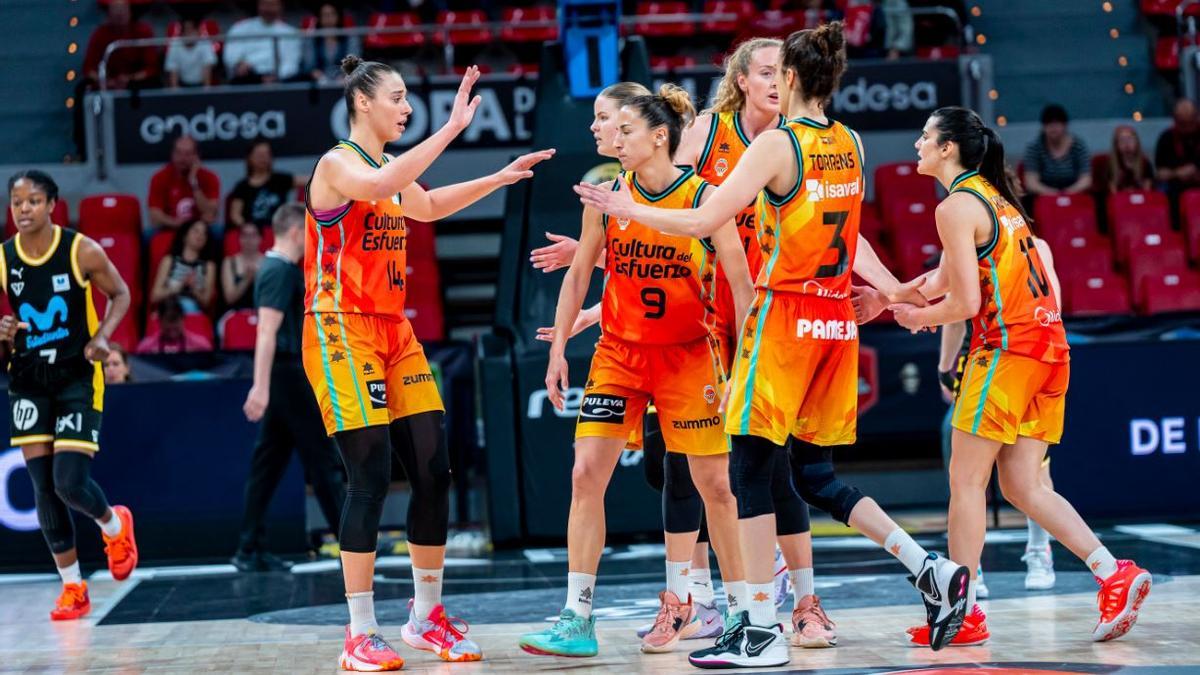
[25,455,75,554]
[334,411,451,553]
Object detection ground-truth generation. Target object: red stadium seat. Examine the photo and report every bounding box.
[77,193,140,237]
[701,0,755,35]
[917,45,961,60]
[404,259,445,341]
[737,9,800,41]
[1052,237,1114,289]
[632,1,695,37]
[300,13,356,31]
[1142,0,1200,16]
[500,5,558,43]
[365,12,426,49]
[1033,193,1096,232]
[1140,271,1200,314]
[874,163,939,227]
[218,309,258,350]
[1067,274,1131,316]
[1108,190,1172,263]
[887,199,938,242]
[1156,36,1181,71]
[406,219,436,263]
[147,230,175,286]
[434,10,492,46]
[1181,188,1200,261]
[894,238,941,281]
[650,55,697,71]
[6,199,70,237]
[94,232,143,308]
[859,204,884,243]
[843,1,873,47]
[1127,232,1190,306]
[165,19,222,53]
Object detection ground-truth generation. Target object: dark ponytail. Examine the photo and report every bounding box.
[341,54,398,122]
[931,106,1031,223]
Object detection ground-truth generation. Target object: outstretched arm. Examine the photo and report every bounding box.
[399,149,556,222]
[575,130,792,238]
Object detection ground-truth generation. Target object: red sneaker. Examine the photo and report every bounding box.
[1092,560,1152,642]
[401,601,483,662]
[50,581,91,621]
[339,626,405,671]
[102,505,138,581]
[907,604,989,647]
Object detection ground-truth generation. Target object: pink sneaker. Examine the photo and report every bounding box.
[401,601,483,662]
[339,626,404,672]
[641,590,697,653]
[791,594,837,648]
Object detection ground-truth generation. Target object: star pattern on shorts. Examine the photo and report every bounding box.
[362,363,375,375]
[326,333,340,344]
[331,351,346,363]
[326,244,340,255]
[322,280,335,292]
[323,315,337,326]
[323,263,335,275]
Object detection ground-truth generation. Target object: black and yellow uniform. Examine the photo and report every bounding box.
[1,226,103,451]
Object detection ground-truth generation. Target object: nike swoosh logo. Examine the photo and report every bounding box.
[744,631,774,657]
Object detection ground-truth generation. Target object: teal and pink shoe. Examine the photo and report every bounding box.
[518,608,598,657]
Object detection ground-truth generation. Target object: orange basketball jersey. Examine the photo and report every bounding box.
[755,117,864,297]
[696,111,785,279]
[950,170,1069,364]
[304,140,409,320]
[601,168,718,345]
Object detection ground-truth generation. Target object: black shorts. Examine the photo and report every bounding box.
[9,366,104,451]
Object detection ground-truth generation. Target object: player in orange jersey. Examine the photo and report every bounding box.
[304,55,553,671]
[520,84,754,658]
[887,106,1151,644]
[577,24,971,665]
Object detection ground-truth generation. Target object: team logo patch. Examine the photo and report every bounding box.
[52,274,70,293]
[616,217,630,230]
[703,384,717,404]
[714,158,729,177]
[56,413,82,434]
[366,380,387,409]
[579,394,626,424]
[11,399,37,431]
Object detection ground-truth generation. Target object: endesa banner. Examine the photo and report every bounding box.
[110,77,539,163]
[109,58,960,163]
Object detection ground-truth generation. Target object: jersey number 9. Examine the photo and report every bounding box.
[641,287,666,319]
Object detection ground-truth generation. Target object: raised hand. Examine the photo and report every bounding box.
[531,232,579,273]
[496,149,556,186]
[447,65,483,133]
[574,180,636,219]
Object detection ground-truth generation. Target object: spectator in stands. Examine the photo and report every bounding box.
[1107,124,1154,193]
[81,0,158,91]
[164,19,217,88]
[222,223,264,310]
[305,3,361,83]
[883,0,914,60]
[137,297,213,354]
[151,219,218,315]
[1023,104,1092,195]
[103,345,132,384]
[228,141,305,229]
[1155,98,1200,198]
[225,0,303,84]
[148,136,221,228]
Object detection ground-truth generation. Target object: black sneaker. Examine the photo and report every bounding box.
[230,550,260,573]
[258,552,293,571]
[910,553,970,651]
[687,610,788,669]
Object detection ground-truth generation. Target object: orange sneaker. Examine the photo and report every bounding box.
[50,581,91,621]
[102,505,138,581]
[340,626,405,671]
[907,605,989,647]
[1092,560,1152,642]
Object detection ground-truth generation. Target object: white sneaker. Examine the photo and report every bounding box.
[910,553,969,651]
[687,611,789,669]
[1022,546,1056,590]
[976,567,990,600]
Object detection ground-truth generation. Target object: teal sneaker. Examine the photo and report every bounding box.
[518,608,598,657]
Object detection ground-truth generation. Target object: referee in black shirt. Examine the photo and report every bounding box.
[235,202,346,572]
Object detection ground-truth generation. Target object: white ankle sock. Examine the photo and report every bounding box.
[566,571,596,618]
[747,582,775,626]
[884,528,929,576]
[789,568,814,607]
[1086,547,1119,580]
[689,567,714,604]
[1027,517,1051,552]
[98,511,121,538]
[346,591,378,636]
[967,577,978,610]
[666,560,691,600]
[58,561,82,586]
[411,566,443,618]
[723,579,747,615]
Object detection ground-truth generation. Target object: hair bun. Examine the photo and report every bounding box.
[657,83,696,125]
[813,20,845,56]
[341,54,363,76]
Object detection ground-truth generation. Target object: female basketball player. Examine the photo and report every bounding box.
[576,24,971,666]
[2,170,137,620]
[519,85,754,658]
[304,56,553,671]
[887,106,1151,644]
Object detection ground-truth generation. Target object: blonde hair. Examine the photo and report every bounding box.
[598,81,652,107]
[707,38,783,114]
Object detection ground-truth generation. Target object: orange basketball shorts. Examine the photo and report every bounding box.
[302,313,444,435]
[952,349,1069,445]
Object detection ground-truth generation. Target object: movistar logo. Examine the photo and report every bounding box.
[19,297,70,348]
